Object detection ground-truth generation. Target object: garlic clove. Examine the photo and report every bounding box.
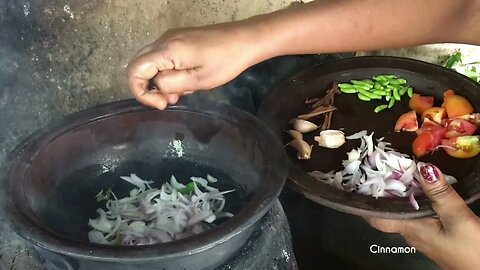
[291,118,319,133]
[287,130,303,140]
[288,139,312,159]
[314,130,345,149]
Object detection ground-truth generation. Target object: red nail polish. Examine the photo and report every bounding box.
[420,163,439,183]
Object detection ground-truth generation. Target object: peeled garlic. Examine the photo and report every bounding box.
[288,139,312,159]
[287,130,303,140]
[291,119,318,133]
[314,130,345,149]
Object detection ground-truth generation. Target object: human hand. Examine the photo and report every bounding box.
[365,163,480,270]
[126,23,264,109]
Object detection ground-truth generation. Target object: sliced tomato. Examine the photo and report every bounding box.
[441,136,480,158]
[443,89,456,98]
[409,94,434,114]
[457,113,480,126]
[416,125,446,141]
[412,132,436,158]
[445,119,478,138]
[417,118,440,135]
[443,94,474,117]
[422,118,441,128]
[394,111,418,132]
[441,90,456,107]
[421,107,447,124]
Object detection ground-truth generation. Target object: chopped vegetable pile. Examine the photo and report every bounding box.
[88,173,234,246]
[337,75,414,112]
[309,130,457,210]
[395,89,480,159]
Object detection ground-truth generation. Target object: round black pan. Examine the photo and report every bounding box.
[258,56,480,219]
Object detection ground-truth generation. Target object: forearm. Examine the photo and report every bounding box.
[243,0,480,61]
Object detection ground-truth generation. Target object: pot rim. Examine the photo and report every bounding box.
[2,100,288,261]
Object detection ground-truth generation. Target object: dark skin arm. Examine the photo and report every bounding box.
[127,0,480,109]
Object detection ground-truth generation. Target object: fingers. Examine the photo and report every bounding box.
[365,216,407,234]
[127,50,177,109]
[152,69,204,94]
[417,162,475,228]
[366,216,444,255]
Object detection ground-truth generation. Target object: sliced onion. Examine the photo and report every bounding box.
[346,130,368,140]
[170,175,185,189]
[309,131,457,210]
[409,193,420,210]
[191,177,209,187]
[88,230,110,244]
[88,173,234,246]
[206,174,218,183]
[88,209,113,233]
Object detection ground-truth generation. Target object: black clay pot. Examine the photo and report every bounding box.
[258,56,480,219]
[1,100,288,270]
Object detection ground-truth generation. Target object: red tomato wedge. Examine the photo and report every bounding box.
[416,124,446,139]
[443,95,474,117]
[412,132,436,158]
[421,107,447,124]
[441,90,456,107]
[445,119,478,138]
[441,136,480,158]
[457,113,480,126]
[422,118,440,128]
[443,89,456,98]
[394,111,418,132]
[409,94,434,114]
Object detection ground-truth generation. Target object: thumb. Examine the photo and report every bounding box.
[417,162,474,228]
[152,69,204,95]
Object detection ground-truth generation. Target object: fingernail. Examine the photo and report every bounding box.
[419,163,439,184]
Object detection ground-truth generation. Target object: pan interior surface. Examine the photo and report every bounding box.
[258,56,480,218]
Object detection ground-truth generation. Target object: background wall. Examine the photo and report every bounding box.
[0,0,296,165]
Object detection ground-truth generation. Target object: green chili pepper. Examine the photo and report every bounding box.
[358,89,382,99]
[177,182,195,194]
[373,75,388,81]
[351,80,373,89]
[386,93,391,101]
[373,83,383,90]
[357,93,371,101]
[374,104,388,113]
[407,87,414,97]
[388,97,396,108]
[393,88,401,101]
[399,86,408,96]
[362,79,375,85]
[381,81,390,86]
[388,78,407,85]
[372,90,386,96]
[338,83,355,88]
[95,188,113,202]
[339,87,357,94]
[353,85,372,91]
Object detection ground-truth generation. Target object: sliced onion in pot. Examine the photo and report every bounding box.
[88,173,235,246]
